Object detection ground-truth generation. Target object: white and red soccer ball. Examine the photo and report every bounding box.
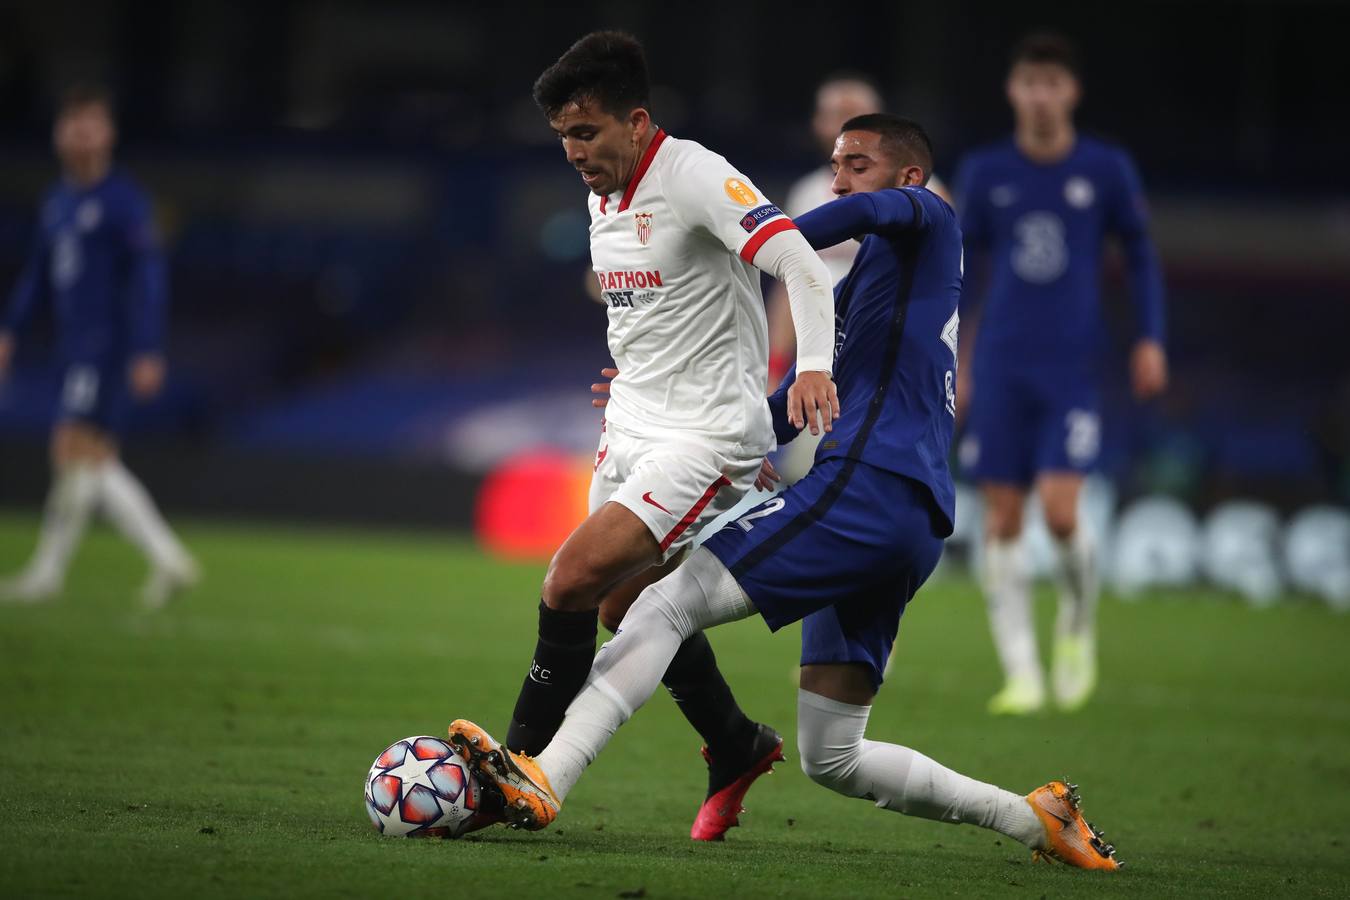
[364,735,482,837]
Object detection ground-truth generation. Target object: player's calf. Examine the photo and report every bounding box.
[797,689,1088,862]
[507,504,664,755]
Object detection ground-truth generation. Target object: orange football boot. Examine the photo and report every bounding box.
[447,719,560,831]
[1025,780,1122,870]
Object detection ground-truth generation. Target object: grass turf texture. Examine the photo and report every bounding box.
[1,512,1348,899]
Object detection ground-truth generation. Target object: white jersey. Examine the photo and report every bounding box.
[786,165,950,284]
[588,130,795,455]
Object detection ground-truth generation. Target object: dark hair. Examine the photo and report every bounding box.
[840,113,934,184]
[533,31,651,120]
[58,82,115,116]
[1009,32,1080,78]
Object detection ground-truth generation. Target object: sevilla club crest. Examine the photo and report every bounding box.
[634,212,653,246]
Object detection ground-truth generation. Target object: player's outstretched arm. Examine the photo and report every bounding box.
[795,188,933,251]
[748,229,838,434]
[740,220,836,433]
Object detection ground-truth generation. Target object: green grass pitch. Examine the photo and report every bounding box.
[1,512,1348,898]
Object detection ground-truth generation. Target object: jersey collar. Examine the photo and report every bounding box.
[600,128,668,214]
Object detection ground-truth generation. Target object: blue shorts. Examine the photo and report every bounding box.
[961,366,1101,486]
[703,457,945,689]
[57,356,127,435]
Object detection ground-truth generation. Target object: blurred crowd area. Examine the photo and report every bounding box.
[1,0,1348,511]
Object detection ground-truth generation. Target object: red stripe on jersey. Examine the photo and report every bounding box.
[616,129,669,213]
[658,475,732,553]
[599,195,607,214]
[738,217,798,264]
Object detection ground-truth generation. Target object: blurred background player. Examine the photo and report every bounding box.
[954,34,1166,714]
[766,74,949,484]
[0,85,197,608]
[766,76,881,390]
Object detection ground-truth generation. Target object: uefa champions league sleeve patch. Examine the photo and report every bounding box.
[739,204,785,234]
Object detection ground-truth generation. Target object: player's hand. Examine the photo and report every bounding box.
[787,370,839,436]
[0,331,13,383]
[754,457,781,492]
[591,367,618,408]
[1130,339,1168,400]
[129,353,166,400]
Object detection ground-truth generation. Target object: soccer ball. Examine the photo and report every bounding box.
[364,735,482,837]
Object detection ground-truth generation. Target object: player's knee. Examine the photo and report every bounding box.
[622,565,715,642]
[598,603,625,634]
[986,510,1022,542]
[50,425,79,469]
[541,557,606,612]
[1044,506,1078,541]
[52,423,113,468]
[50,444,72,472]
[799,745,860,796]
[596,572,655,632]
[797,732,863,796]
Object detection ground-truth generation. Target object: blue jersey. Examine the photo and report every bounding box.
[954,135,1164,371]
[767,186,962,534]
[4,168,167,362]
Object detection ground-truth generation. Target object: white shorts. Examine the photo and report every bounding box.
[589,421,762,562]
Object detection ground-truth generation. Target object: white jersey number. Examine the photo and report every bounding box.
[735,497,786,531]
[941,309,959,416]
[51,228,83,291]
[1065,409,1101,465]
[1011,212,1068,284]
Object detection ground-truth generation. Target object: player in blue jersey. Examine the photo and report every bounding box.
[445,114,1122,870]
[0,85,197,608]
[953,34,1167,715]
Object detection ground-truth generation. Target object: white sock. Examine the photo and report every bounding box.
[26,465,100,583]
[981,538,1042,686]
[797,689,1045,848]
[1053,527,1098,637]
[98,460,191,571]
[536,549,750,801]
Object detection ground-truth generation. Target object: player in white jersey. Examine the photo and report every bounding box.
[766,74,950,484]
[487,31,838,841]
